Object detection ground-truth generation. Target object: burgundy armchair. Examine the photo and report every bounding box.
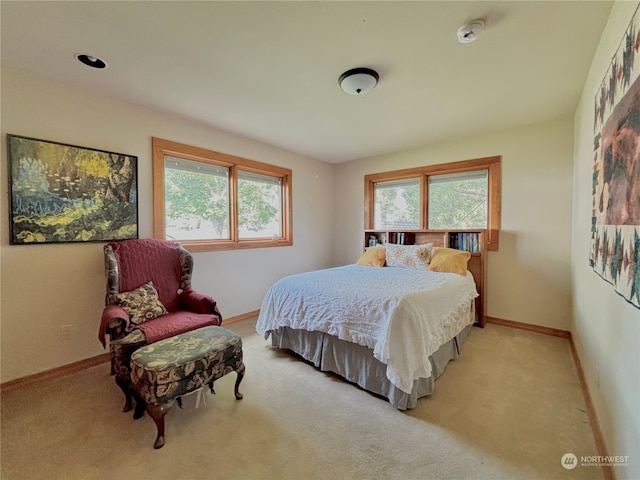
[98,238,222,410]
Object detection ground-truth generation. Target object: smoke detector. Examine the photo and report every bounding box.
[457,19,485,44]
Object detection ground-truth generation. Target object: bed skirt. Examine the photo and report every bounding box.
[268,324,473,410]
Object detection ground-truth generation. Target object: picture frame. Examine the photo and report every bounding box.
[6,134,138,245]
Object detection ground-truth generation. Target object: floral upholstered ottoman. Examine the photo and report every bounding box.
[130,326,245,448]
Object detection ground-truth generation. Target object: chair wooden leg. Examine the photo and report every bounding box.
[115,375,134,413]
[146,400,175,449]
[234,363,245,400]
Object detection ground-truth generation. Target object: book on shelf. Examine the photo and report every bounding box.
[388,232,415,245]
[449,232,480,253]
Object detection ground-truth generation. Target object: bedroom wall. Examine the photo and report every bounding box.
[572,2,640,479]
[332,117,575,331]
[0,65,334,383]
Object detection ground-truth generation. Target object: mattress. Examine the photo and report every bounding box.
[256,264,478,394]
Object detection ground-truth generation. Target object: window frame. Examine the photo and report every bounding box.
[153,137,293,252]
[364,156,501,251]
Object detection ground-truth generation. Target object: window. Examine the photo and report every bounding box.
[364,156,501,250]
[237,170,282,239]
[153,137,292,252]
[428,170,488,229]
[164,156,230,240]
[373,178,420,229]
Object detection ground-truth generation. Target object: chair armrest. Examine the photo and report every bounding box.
[179,289,222,319]
[99,305,130,348]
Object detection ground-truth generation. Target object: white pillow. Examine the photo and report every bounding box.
[384,243,434,269]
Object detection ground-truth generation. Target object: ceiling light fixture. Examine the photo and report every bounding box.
[457,19,485,44]
[339,67,379,95]
[75,53,108,69]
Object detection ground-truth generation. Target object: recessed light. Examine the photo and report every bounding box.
[75,53,108,69]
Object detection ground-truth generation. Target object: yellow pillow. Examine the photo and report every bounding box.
[356,246,386,267]
[428,247,471,276]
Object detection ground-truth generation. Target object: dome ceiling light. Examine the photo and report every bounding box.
[457,19,485,44]
[339,67,379,95]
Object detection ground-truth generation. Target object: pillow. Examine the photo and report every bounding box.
[356,246,386,267]
[384,243,434,269]
[428,247,471,276]
[112,281,168,325]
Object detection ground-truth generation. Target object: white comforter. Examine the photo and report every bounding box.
[256,264,478,394]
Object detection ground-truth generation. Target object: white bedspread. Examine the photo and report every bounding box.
[256,264,478,394]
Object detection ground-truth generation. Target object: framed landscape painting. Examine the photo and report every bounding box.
[7,134,138,244]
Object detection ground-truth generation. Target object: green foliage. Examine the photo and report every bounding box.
[165,169,229,235]
[428,179,487,229]
[375,184,420,228]
[403,186,420,224]
[238,180,278,232]
[375,177,487,229]
[165,168,280,236]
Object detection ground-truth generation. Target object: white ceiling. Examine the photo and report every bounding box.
[1,1,613,164]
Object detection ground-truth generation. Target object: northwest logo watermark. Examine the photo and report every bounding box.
[561,453,577,470]
[561,453,629,469]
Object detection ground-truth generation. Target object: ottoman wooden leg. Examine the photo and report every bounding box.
[234,363,245,400]
[146,400,175,449]
[132,389,147,420]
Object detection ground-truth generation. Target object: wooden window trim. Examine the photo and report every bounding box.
[152,137,293,252]
[364,156,501,251]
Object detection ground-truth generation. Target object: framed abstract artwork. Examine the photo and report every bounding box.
[591,6,640,309]
[6,134,138,244]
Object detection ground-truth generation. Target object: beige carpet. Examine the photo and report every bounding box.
[1,319,604,480]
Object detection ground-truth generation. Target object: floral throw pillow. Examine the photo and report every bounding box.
[113,281,168,325]
[384,243,434,270]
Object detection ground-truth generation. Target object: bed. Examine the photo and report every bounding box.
[256,242,483,410]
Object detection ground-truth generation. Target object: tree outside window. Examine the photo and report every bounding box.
[153,137,292,252]
[164,157,229,240]
[373,178,420,229]
[364,156,500,251]
[428,171,488,229]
